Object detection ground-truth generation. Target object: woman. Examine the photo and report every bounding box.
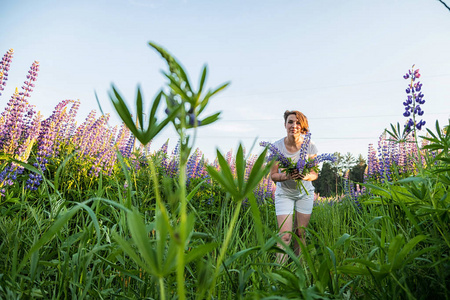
[270,110,318,263]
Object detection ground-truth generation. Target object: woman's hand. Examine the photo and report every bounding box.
[297,170,318,181]
[288,169,302,180]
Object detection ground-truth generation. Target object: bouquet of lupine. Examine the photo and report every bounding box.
[260,133,336,195]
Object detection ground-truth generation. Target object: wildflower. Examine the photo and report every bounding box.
[0,49,14,96]
[403,65,426,132]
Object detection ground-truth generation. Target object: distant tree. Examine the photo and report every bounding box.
[349,156,366,184]
[314,152,367,197]
[341,152,357,172]
[314,161,342,197]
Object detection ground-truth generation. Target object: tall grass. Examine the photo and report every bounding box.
[1,46,449,299]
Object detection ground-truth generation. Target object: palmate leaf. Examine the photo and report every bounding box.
[206,152,238,199]
[207,145,272,202]
[109,85,180,146]
[385,122,411,142]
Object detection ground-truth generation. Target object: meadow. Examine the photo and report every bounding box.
[0,45,449,299]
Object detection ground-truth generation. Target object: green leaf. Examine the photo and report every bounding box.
[186,178,207,202]
[127,208,160,275]
[206,166,235,199]
[332,233,351,250]
[199,112,220,127]
[235,145,245,192]
[113,232,151,275]
[18,203,83,273]
[110,85,138,133]
[216,150,237,189]
[244,148,271,196]
[54,151,78,192]
[223,246,260,268]
[396,235,426,264]
[165,74,192,103]
[136,86,144,130]
[197,65,208,98]
[387,234,404,269]
[337,265,371,276]
[185,242,218,264]
[361,182,392,198]
[247,194,264,245]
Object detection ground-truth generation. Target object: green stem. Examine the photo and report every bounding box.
[297,180,309,195]
[176,147,187,300]
[208,200,243,298]
[159,277,166,300]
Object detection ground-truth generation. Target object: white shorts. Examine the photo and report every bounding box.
[275,194,314,215]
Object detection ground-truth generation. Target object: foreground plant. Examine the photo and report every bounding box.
[347,66,450,299]
[109,42,229,299]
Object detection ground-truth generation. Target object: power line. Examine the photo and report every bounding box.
[219,112,450,122]
[218,73,450,98]
[157,135,379,140]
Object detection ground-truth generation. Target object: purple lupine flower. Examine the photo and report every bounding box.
[194,155,207,179]
[245,155,257,181]
[0,61,40,156]
[58,99,80,140]
[186,148,202,184]
[0,165,18,197]
[123,135,136,158]
[158,140,170,174]
[89,128,117,177]
[259,141,291,168]
[376,134,393,182]
[295,133,311,173]
[315,153,337,164]
[29,101,75,187]
[0,49,14,96]
[225,149,236,176]
[367,143,379,179]
[166,140,180,177]
[403,65,426,133]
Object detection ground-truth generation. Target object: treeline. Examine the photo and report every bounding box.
[313,152,366,197]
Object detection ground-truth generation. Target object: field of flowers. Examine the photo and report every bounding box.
[0,45,449,299]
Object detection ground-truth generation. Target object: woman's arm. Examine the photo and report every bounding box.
[270,162,290,182]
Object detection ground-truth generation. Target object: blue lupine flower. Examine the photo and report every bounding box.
[403,66,426,132]
[259,141,291,168]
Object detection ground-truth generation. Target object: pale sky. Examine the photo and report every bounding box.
[1,0,450,161]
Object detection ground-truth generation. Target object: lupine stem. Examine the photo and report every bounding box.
[176,109,188,300]
[159,277,166,300]
[208,200,243,298]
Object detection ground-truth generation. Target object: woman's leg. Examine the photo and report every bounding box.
[293,211,311,255]
[276,214,293,264]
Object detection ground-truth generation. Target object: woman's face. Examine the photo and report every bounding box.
[285,114,302,137]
